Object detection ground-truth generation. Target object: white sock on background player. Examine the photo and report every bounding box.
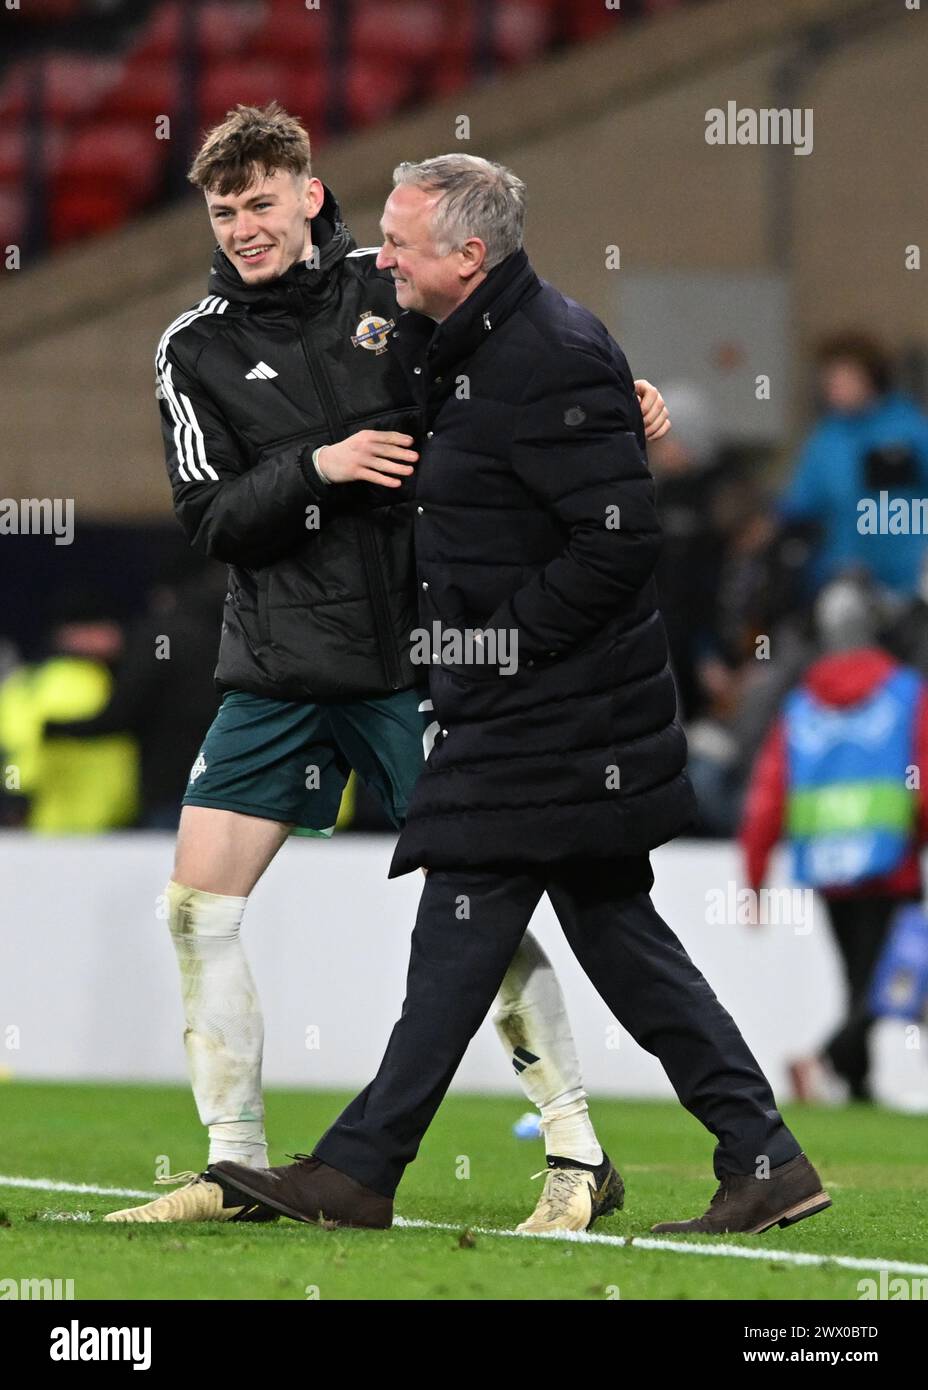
[166,879,268,1171]
[493,930,603,1167]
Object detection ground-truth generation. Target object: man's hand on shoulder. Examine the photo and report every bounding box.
[634,379,671,441]
[316,430,418,487]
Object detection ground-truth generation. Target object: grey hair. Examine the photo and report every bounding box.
[391,154,525,271]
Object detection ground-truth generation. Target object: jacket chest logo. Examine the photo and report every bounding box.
[351,309,395,354]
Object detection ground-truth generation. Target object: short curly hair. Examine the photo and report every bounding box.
[187,100,312,196]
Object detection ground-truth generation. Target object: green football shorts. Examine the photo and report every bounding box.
[181,686,433,837]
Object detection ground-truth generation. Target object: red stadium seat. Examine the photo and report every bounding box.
[250,4,330,62]
[43,52,125,123]
[343,58,416,128]
[14,0,654,253]
[199,1,265,57]
[138,0,264,61]
[285,68,330,131]
[494,1,557,63]
[199,59,324,129]
[350,0,446,63]
[63,123,163,198]
[131,0,183,59]
[557,0,624,41]
[0,125,67,181]
[21,0,81,16]
[0,53,124,124]
[430,0,557,69]
[99,59,181,123]
[0,186,25,248]
[0,131,24,183]
[0,63,31,121]
[427,60,475,101]
[49,186,132,247]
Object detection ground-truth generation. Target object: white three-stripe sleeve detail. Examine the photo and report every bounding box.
[161,361,198,480]
[155,296,228,483]
[155,295,224,378]
[179,390,219,481]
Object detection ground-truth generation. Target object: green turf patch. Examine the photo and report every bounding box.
[0,1082,925,1300]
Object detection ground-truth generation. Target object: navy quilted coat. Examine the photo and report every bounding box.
[388,248,696,875]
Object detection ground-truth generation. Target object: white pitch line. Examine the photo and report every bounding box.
[0,1175,154,1200]
[393,1218,928,1277]
[3,1174,926,1278]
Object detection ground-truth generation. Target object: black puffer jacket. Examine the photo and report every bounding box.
[157,187,421,701]
[389,249,697,875]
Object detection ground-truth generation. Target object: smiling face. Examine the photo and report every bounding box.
[206,168,324,284]
[376,183,486,322]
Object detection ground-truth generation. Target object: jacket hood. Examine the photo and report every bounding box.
[804,647,899,706]
[207,183,354,308]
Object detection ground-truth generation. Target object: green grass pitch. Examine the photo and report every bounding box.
[1,1081,925,1301]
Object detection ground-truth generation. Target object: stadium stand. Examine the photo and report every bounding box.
[1,0,699,255]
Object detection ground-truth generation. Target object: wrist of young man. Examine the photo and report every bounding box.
[312,444,332,484]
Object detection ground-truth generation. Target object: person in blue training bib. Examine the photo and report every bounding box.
[741,577,928,1102]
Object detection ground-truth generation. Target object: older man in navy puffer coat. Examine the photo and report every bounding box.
[210,156,829,1238]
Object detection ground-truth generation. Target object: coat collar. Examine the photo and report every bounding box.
[394,248,541,377]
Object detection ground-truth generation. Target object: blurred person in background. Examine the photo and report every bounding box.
[43,563,225,829]
[649,384,778,837]
[0,637,24,826]
[650,382,831,838]
[649,381,727,722]
[0,590,138,832]
[0,637,20,687]
[739,577,928,1103]
[704,505,824,839]
[882,550,928,678]
[666,461,812,839]
[779,333,928,600]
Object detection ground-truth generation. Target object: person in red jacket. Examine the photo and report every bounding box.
[740,578,928,1103]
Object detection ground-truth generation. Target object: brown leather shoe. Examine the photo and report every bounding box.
[208,1154,393,1229]
[651,1153,832,1235]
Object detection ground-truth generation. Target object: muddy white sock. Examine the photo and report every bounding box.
[493,930,603,1166]
[206,1126,269,1169]
[540,1093,602,1166]
[166,879,268,1170]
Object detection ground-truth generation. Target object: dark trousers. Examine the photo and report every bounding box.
[822,894,904,1100]
[314,860,801,1198]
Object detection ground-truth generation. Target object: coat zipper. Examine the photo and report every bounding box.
[292,302,405,690]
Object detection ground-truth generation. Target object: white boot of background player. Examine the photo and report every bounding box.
[494,930,623,1233]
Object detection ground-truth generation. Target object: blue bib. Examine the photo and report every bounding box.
[784,667,920,888]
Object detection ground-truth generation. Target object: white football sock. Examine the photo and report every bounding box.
[493,930,603,1166]
[166,879,268,1170]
